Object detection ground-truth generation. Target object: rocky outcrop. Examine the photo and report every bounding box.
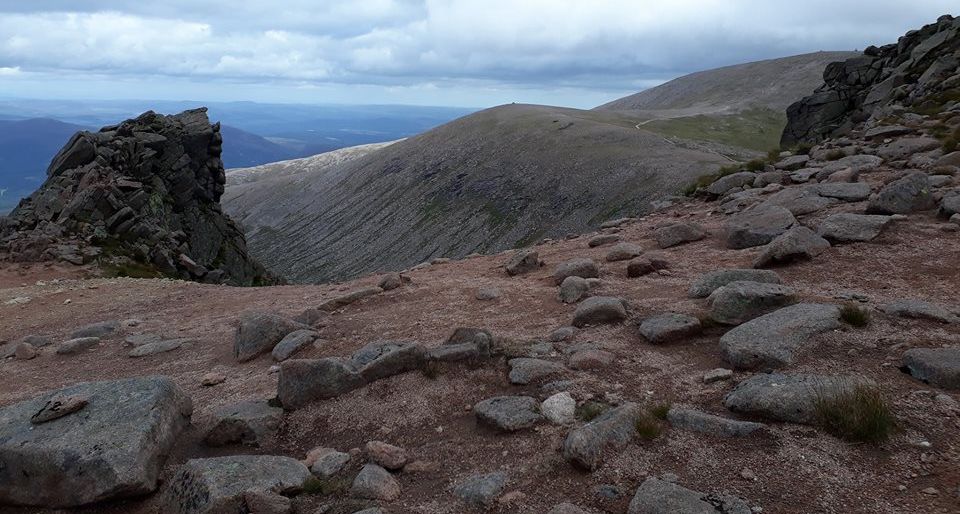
[0,109,276,285]
[782,15,960,146]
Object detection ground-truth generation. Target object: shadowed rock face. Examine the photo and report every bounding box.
[0,108,276,286]
[782,15,960,146]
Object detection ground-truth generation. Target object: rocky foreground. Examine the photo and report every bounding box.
[1,110,959,512]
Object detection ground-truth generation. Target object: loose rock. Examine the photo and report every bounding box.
[638,313,702,344]
[272,329,319,362]
[901,347,960,389]
[203,400,282,447]
[234,311,309,362]
[725,373,870,423]
[666,407,766,437]
[724,204,796,249]
[365,441,409,470]
[474,396,543,431]
[452,471,508,508]
[541,392,577,425]
[654,222,706,249]
[753,226,830,268]
[505,249,540,276]
[572,296,627,327]
[817,213,892,242]
[707,281,797,325]
[563,403,641,470]
[508,358,566,385]
[688,269,782,298]
[554,258,600,284]
[55,336,100,355]
[720,303,841,369]
[605,242,643,262]
[559,276,590,304]
[627,477,751,514]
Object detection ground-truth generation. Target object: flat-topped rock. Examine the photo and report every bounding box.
[806,182,872,201]
[817,213,892,242]
[762,187,837,215]
[605,242,643,262]
[753,226,830,268]
[70,320,119,339]
[572,296,627,327]
[724,373,870,424]
[508,358,566,385]
[0,376,192,507]
[553,258,600,285]
[128,338,188,358]
[588,234,621,247]
[474,396,543,431]
[724,204,796,249]
[901,347,960,389]
[688,269,782,298]
[271,329,319,361]
[638,313,702,344]
[627,477,751,514]
[666,407,766,437]
[203,400,282,447]
[867,172,936,214]
[707,281,797,325]
[164,455,310,514]
[881,299,959,323]
[654,223,706,249]
[452,471,508,508]
[55,336,100,355]
[278,358,365,409]
[775,154,810,170]
[563,403,641,470]
[877,136,940,160]
[720,303,841,369]
[707,172,756,196]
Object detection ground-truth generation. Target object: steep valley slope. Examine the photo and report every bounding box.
[223,104,732,283]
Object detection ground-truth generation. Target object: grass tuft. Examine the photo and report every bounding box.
[302,476,350,496]
[576,401,608,422]
[815,384,896,444]
[635,412,663,440]
[943,137,958,153]
[839,303,871,328]
[650,402,671,420]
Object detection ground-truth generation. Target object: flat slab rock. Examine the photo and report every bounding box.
[0,376,192,507]
[203,400,282,447]
[508,358,566,385]
[901,347,960,390]
[654,222,706,249]
[638,313,702,344]
[817,213,892,243]
[271,329,319,361]
[164,455,311,514]
[707,281,797,325]
[627,477,751,514]
[724,373,869,424]
[881,299,959,324]
[719,303,841,370]
[572,296,627,327]
[753,226,830,268]
[666,407,765,437]
[724,204,796,249]
[128,338,188,358]
[474,395,543,431]
[688,269,782,298]
[563,403,641,470]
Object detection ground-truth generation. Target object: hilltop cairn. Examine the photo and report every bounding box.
[782,15,960,146]
[0,108,276,285]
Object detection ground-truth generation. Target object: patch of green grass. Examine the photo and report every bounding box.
[766,148,782,162]
[635,412,663,440]
[744,159,766,171]
[839,303,871,328]
[642,107,786,152]
[302,476,350,496]
[793,143,813,156]
[815,384,896,444]
[576,401,609,422]
[101,261,166,279]
[650,402,671,420]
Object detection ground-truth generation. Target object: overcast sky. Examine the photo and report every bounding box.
[0,1,954,108]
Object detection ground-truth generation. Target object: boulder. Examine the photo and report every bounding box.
[877,137,941,160]
[474,396,543,432]
[817,213,892,243]
[775,154,810,171]
[627,477,751,514]
[638,313,702,344]
[55,336,100,355]
[318,286,383,311]
[128,338,187,358]
[70,320,119,339]
[541,392,577,425]
[940,191,960,218]
[707,172,757,196]
[881,299,959,323]
[164,455,310,514]
[900,347,960,389]
[559,276,590,304]
[588,234,621,247]
[753,226,830,268]
[724,373,869,424]
[351,464,400,501]
[626,255,668,277]
[572,296,627,327]
[203,400,282,447]
[866,173,936,214]
[719,303,841,369]
[234,312,309,362]
[563,403,642,470]
[308,448,351,478]
[508,358,566,385]
[654,223,706,249]
[688,269,781,298]
[762,187,838,215]
[0,376,192,507]
[278,358,366,409]
[666,407,766,437]
[724,204,796,249]
[377,273,404,291]
[452,471,508,508]
[271,329,319,362]
[605,242,643,262]
[505,249,540,276]
[365,441,409,471]
[553,258,600,285]
[806,182,872,201]
[351,341,425,382]
[707,281,797,325]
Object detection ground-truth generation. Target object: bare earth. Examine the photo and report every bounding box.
[1,181,959,513]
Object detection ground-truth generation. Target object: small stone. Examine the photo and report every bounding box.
[638,313,702,344]
[350,464,400,501]
[568,349,614,369]
[271,329,319,362]
[201,372,226,386]
[572,296,627,327]
[128,338,187,358]
[70,320,119,339]
[377,273,403,291]
[563,403,641,470]
[541,392,576,425]
[588,234,621,247]
[365,441,409,470]
[474,396,543,432]
[703,368,734,383]
[308,448,351,478]
[475,287,501,301]
[740,468,757,481]
[508,358,566,385]
[14,342,37,360]
[55,337,100,355]
[559,276,590,304]
[921,487,939,495]
[547,326,576,342]
[452,471,508,508]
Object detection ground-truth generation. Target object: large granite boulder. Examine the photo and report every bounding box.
[707,281,798,325]
[164,455,311,514]
[0,376,192,507]
[901,347,960,389]
[720,303,841,369]
[0,109,276,285]
[234,311,310,362]
[866,173,936,214]
[724,204,796,249]
[724,373,871,424]
[627,477,751,514]
[753,226,830,268]
[563,403,641,470]
[688,269,782,298]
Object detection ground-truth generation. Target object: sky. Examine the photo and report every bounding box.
[0,1,955,108]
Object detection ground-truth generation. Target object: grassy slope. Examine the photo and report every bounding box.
[641,108,786,153]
